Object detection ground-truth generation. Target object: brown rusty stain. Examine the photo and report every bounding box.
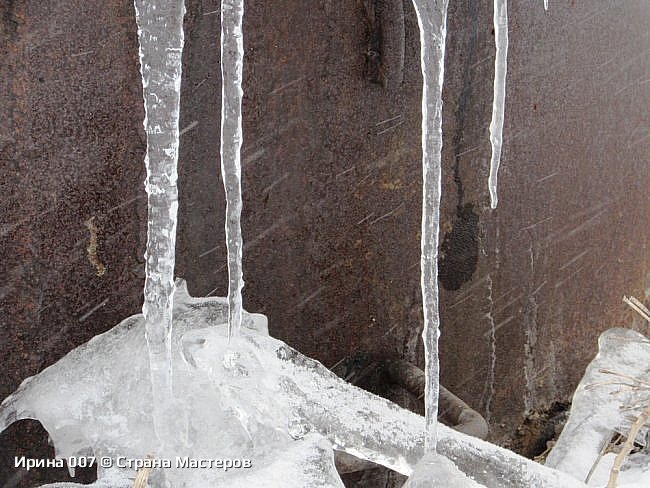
[85,217,106,277]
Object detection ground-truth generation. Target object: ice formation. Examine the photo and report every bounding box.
[411,0,448,454]
[546,328,650,485]
[488,0,508,209]
[220,0,246,339]
[5,0,645,485]
[133,0,186,448]
[402,452,484,487]
[37,435,344,488]
[582,452,650,488]
[0,282,589,487]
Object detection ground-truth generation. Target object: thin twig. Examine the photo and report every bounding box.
[606,405,650,488]
[608,335,650,345]
[585,380,643,391]
[598,369,650,388]
[132,455,154,488]
[620,400,650,412]
[585,432,618,484]
[623,295,650,323]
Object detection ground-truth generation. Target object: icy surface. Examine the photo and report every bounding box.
[488,0,508,209]
[585,452,650,487]
[220,0,246,338]
[134,0,186,447]
[411,0,449,453]
[0,282,587,487]
[402,452,485,487]
[546,328,650,484]
[38,435,344,488]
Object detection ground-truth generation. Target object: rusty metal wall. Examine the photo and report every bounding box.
[2,0,649,485]
[1,1,147,485]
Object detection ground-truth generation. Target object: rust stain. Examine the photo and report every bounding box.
[85,216,106,277]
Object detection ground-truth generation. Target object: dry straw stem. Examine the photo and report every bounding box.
[132,455,154,488]
[585,433,621,484]
[606,404,650,488]
[622,296,650,323]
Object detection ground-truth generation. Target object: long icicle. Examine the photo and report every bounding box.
[411,0,449,453]
[134,0,186,446]
[488,0,508,209]
[221,0,245,340]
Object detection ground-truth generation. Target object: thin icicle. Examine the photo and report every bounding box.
[544,0,548,11]
[220,0,245,339]
[134,0,186,445]
[488,0,508,209]
[411,0,449,453]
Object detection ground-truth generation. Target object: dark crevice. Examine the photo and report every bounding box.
[439,1,481,292]
[361,0,405,89]
[1,1,18,39]
[450,0,480,211]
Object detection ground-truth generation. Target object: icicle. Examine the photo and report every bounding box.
[544,0,548,11]
[411,0,449,453]
[134,0,186,445]
[488,0,508,209]
[220,0,245,339]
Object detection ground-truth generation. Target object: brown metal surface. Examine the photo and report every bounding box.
[2,0,649,485]
[1,1,146,486]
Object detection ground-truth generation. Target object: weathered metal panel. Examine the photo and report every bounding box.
[1,0,649,485]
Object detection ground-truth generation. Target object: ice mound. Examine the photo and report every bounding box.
[402,452,485,487]
[37,434,343,488]
[546,328,650,485]
[1,280,585,487]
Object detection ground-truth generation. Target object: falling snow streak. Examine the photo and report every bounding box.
[221,0,245,339]
[411,0,449,453]
[488,0,508,209]
[134,0,186,444]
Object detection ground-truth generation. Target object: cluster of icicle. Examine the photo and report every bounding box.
[133,0,516,459]
[132,0,549,482]
[135,0,247,453]
[0,0,591,487]
[136,0,464,479]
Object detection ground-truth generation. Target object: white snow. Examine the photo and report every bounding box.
[220,0,246,339]
[546,328,650,486]
[488,0,508,209]
[133,0,186,450]
[411,0,449,453]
